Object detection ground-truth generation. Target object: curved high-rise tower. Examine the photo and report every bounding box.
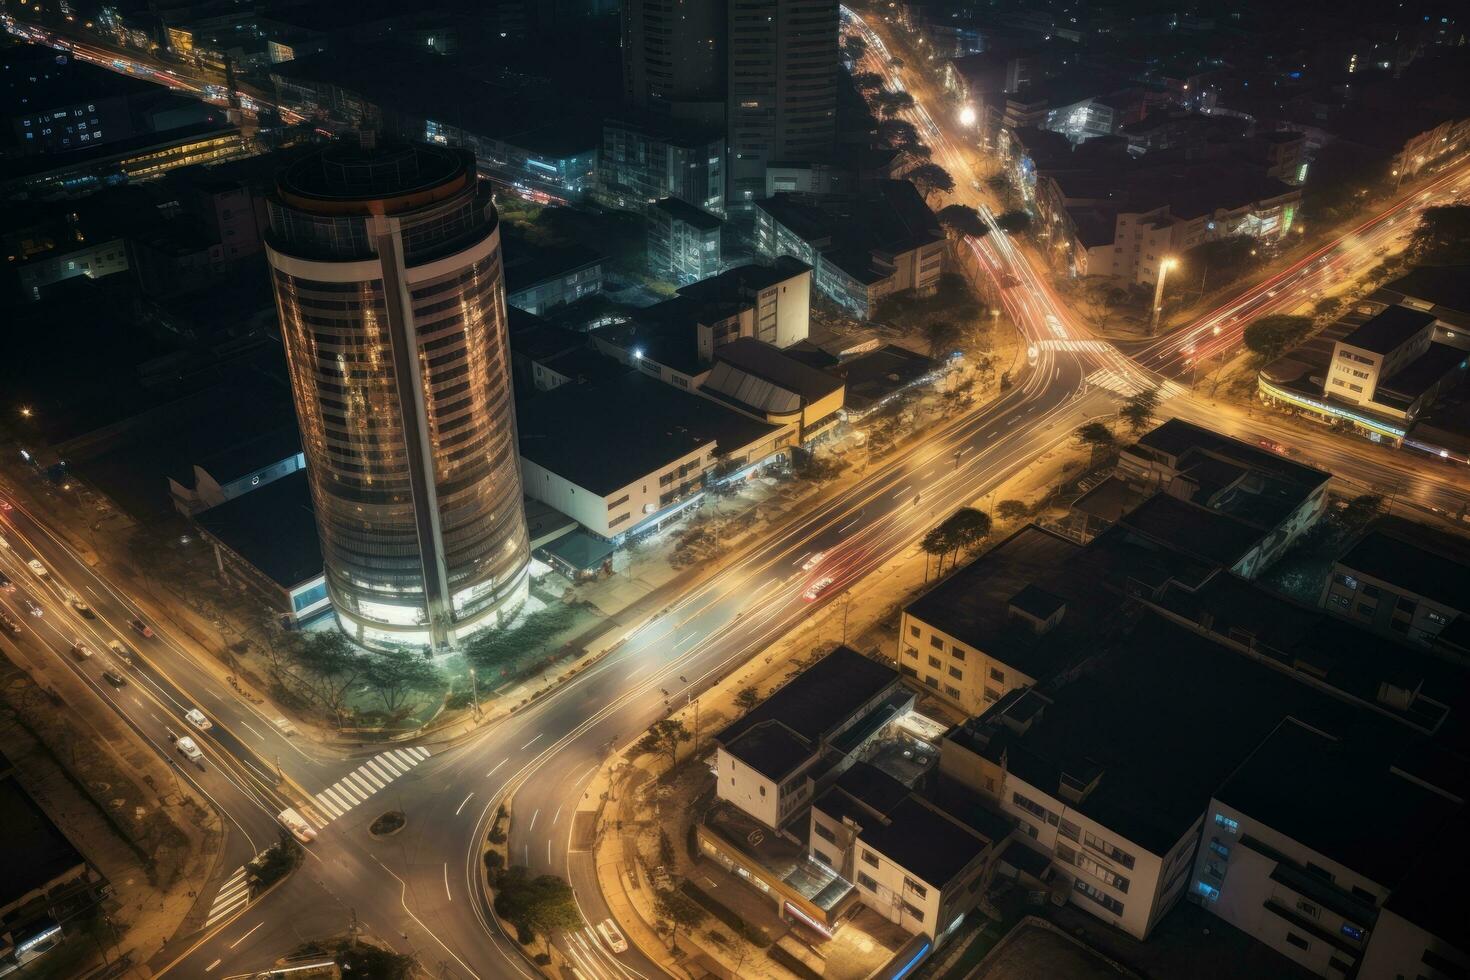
[266,141,529,653]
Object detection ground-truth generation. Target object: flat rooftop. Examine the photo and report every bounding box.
[709,338,845,404]
[904,525,1088,682]
[516,371,780,497]
[1383,264,1470,317]
[1119,492,1263,568]
[716,646,899,762]
[1216,718,1461,890]
[1337,517,1470,612]
[194,470,324,589]
[1339,305,1436,355]
[651,197,722,231]
[0,770,89,909]
[949,612,1432,855]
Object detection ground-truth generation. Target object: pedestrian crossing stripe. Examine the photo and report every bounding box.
[1039,339,1113,352]
[205,866,250,928]
[305,747,432,828]
[1085,369,1187,400]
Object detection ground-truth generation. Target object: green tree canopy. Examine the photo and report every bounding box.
[1120,386,1162,435]
[908,162,954,197]
[1410,205,1470,266]
[633,718,690,769]
[995,209,1032,234]
[1242,314,1313,363]
[361,649,439,715]
[936,204,989,239]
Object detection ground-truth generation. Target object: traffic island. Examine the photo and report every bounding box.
[368,810,406,838]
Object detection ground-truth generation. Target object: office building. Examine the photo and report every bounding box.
[727,0,840,203]
[1322,305,1467,425]
[646,197,723,285]
[599,114,727,216]
[701,337,845,444]
[621,0,728,127]
[755,181,945,319]
[265,141,531,653]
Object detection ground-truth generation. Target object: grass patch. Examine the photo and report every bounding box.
[370,810,406,836]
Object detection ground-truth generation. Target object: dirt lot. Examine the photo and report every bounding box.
[972,919,1135,980]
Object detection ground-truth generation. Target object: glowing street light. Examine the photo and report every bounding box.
[1150,257,1178,337]
[958,105,977,127]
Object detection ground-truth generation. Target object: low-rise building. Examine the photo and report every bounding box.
[1322,306,1467,425]
[0,754,109,974]
[713,645,910,830]
[503,239,604,316]
[701,338,845,445]
[810,762,1006,939]
[517,372,790,541]
[755,182,945,320]
[646,197,722,285]
[1194,718,1461,979]
[1077,418,1331,577]
[1319,516,1470,652]
[1380,264,1470,332]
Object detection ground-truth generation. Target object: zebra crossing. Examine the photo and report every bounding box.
[1084,368,1187,400]
[303,746,432,827]
[205,866,250,928]
[1039,338,1113,353]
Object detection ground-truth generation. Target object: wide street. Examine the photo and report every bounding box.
[1,6,1467,980]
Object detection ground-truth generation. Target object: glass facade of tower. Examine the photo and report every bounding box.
[266,143,529,653]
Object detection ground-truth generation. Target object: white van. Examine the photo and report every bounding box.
[176,736,204,764]
[185,708,212,731]
[278,807,317,844]
[596,919,628,953]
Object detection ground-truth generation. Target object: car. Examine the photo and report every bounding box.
[0,613,20,635]
[101,670,127,688]
[0,534,8,548]
[803,576,835,602]
[26,559,47,579]
[999,273,1021,289]
[278,807,317,844]
[801,551,826,571]
[0,573,13,592]
[70,639,93,660]
[176,736,203,763]
[106,640,134,667]
[596,919,628,954]
[69,597,94,618]
[185,708,212,732]
[0,498,11,511]
[129,617,153,637]
[22,599,42,617]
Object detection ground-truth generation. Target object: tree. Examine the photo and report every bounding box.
[1120,386,1162,435]
[842,34,868,62]
[1302,140,1385,222]
[1410,205,1470,266]
[942,508,992,566]
[876,117,919,148]
[908,162,954,198]
[896,143,933,168]
[653,892,708,952]
[1181,236,1263,293]
[936,204,989,240]
[888,57,904,69]
[875,90,915,118]
[851,71,884,93]
[734,686,761,712]
[996,499,1029,521]
[995,209,1032,234]
[361,649,439,715]
[494,868,582,952]
[1076,421,1116,468]
[293,631,363,727]
[1242,314,1312,363]
[922,319,961,358]
[920,524,956,579]
[634,718,690,769]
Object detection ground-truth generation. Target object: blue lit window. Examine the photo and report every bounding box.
[1341,923,1365,941]
[1214,814,1239,834]
[1196,880,1220,902]
[1209,839,1230,858]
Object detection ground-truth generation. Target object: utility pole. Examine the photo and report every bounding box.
[1149,257,1178,337]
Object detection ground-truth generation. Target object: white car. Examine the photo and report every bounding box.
[596,919,628,954]
[278,807,317,844]
[185,708,212,732]
[176,736,204,764]
[803,576,835,602]
[106,640,133,665]
[801,551,826,571]
[26,559,47,579]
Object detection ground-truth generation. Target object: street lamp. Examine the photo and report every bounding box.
[959,104,976,127]
[1150,257,1178,337]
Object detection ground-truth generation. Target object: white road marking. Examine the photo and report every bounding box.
[228,921,264,949]
[240,721,264,740]
[528,808,540,832]
[205,959,221,973]
[485,758,506,778]
[357,765,385,790]
[456,792,474,816]
[444,863,452,901]
[552,805,562,826]
[521,733,543,750]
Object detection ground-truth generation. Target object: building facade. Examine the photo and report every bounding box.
[621,0,728,128]
[265,141,531,653]
[647,197,723,284]
[726,0,840,203]
[599,115,726,216]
